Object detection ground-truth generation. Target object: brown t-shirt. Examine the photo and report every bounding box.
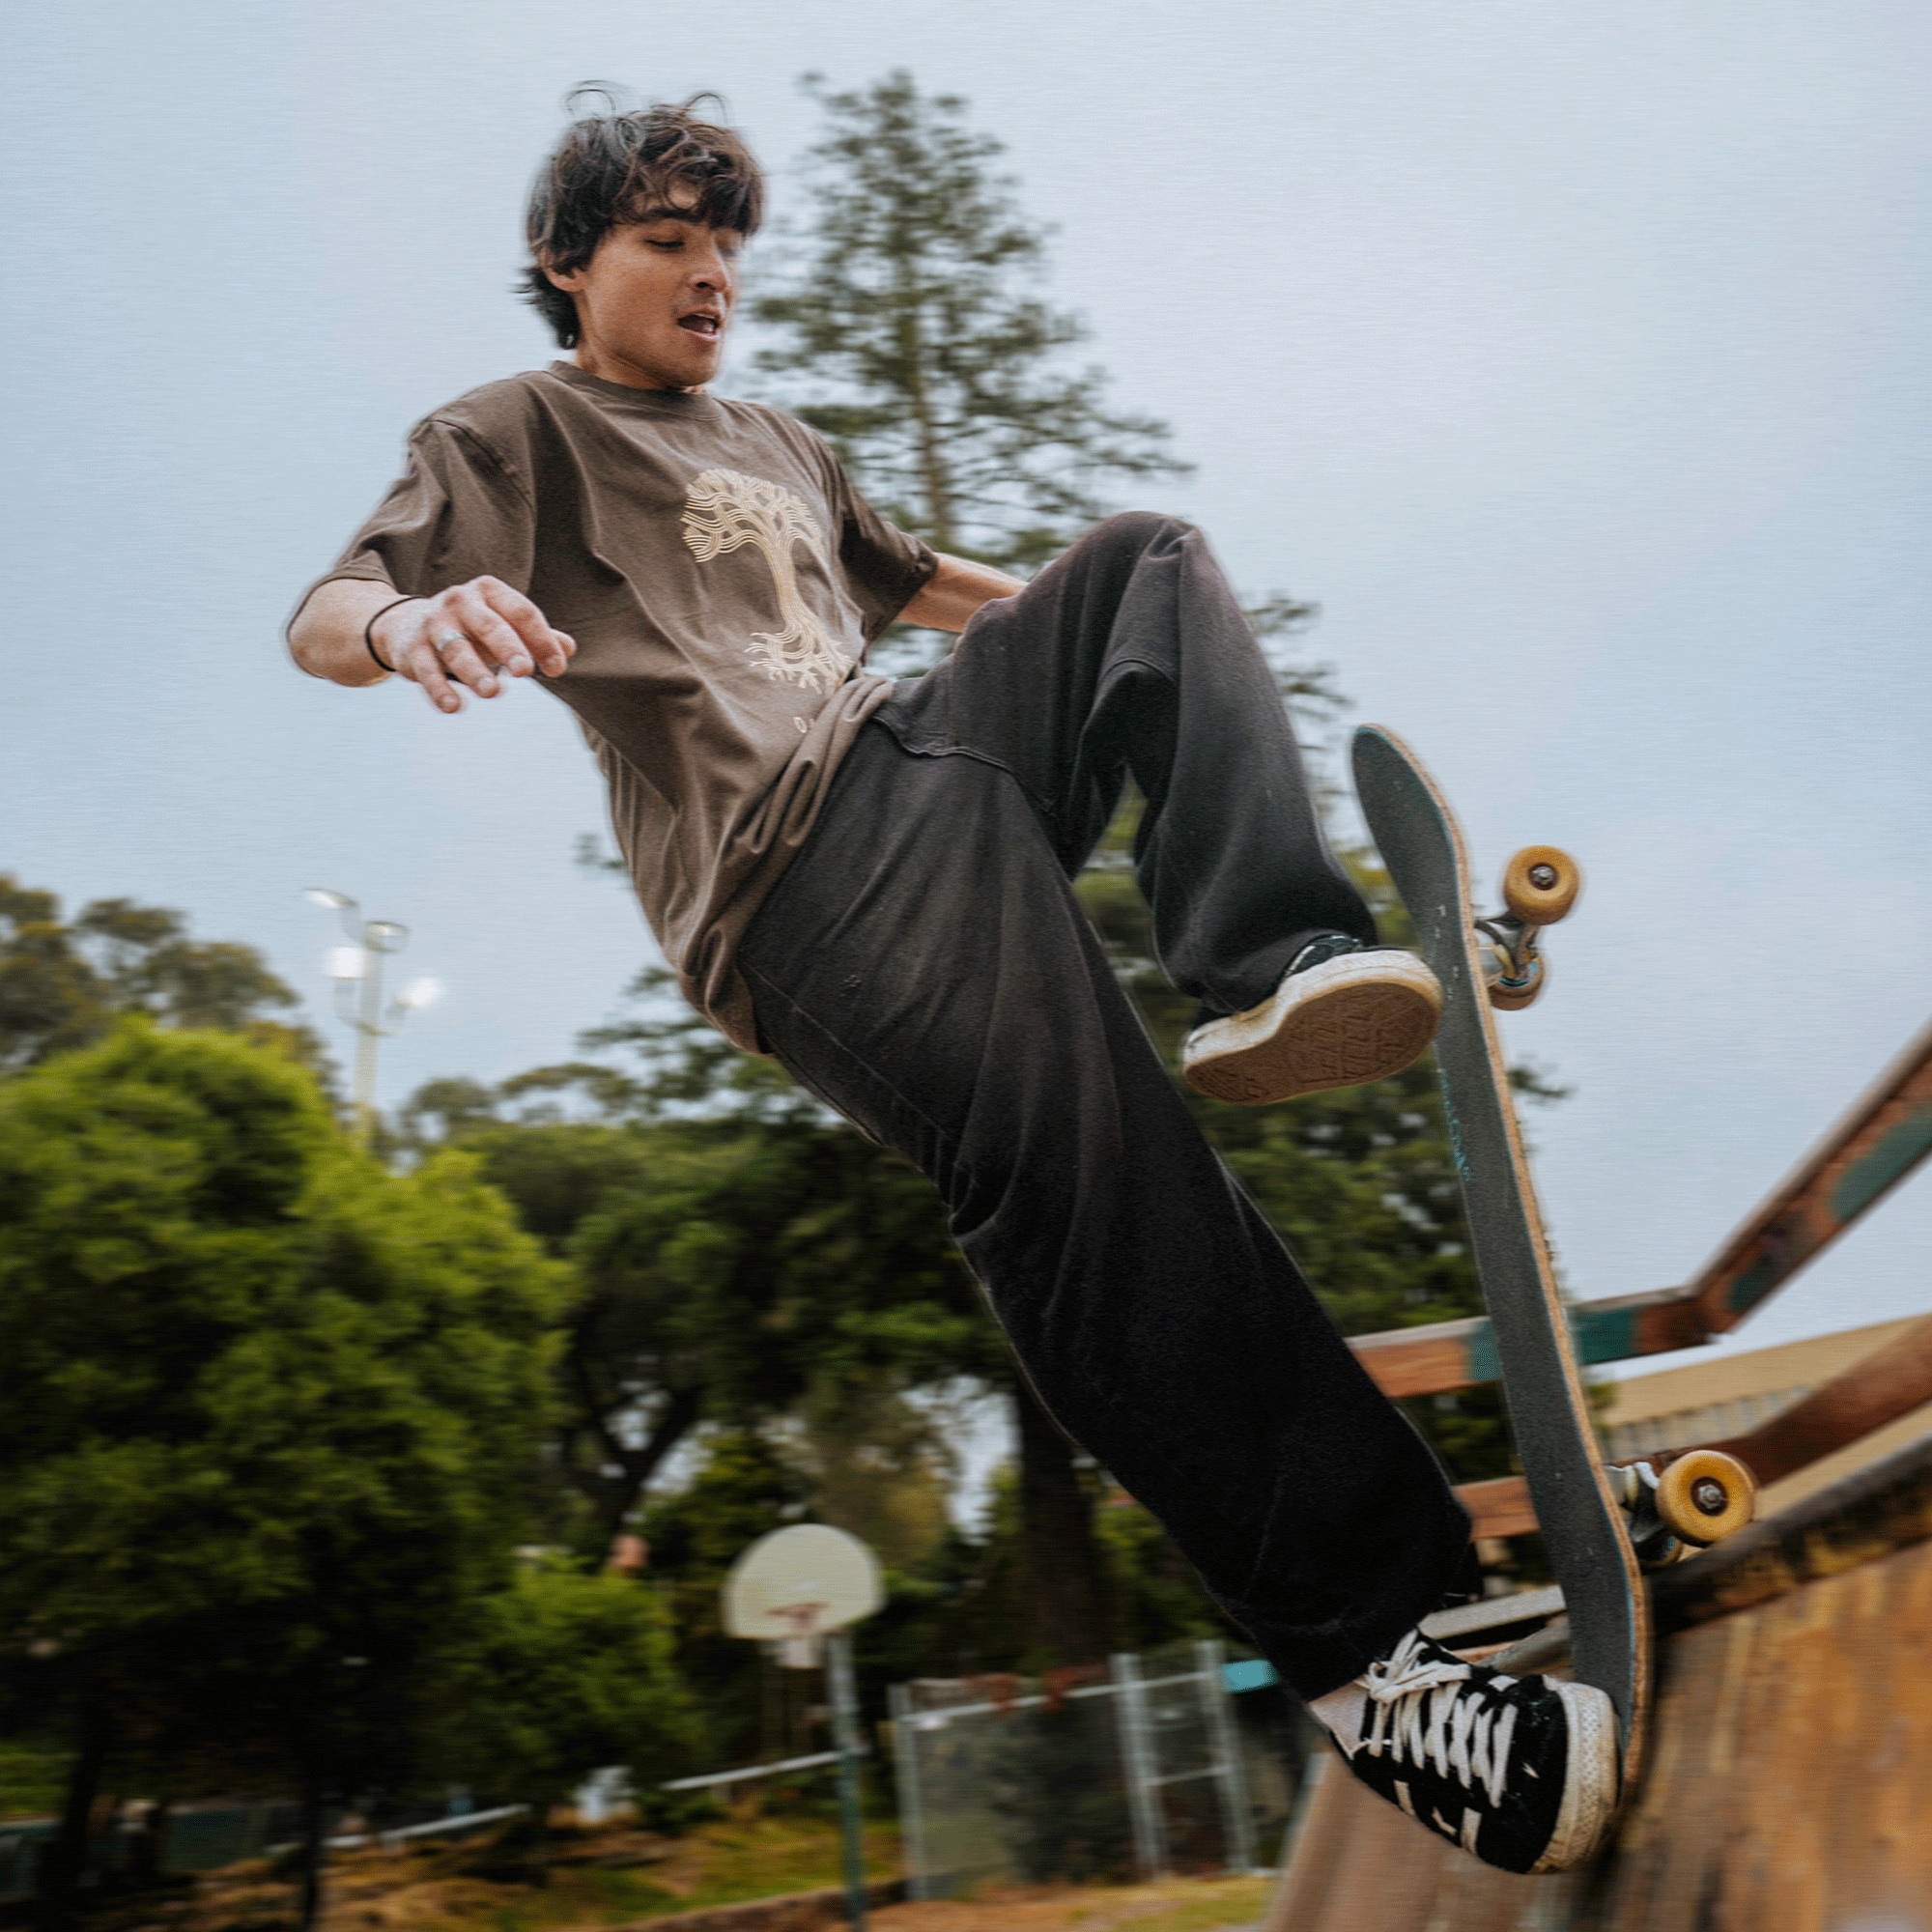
[298,363,935,1050]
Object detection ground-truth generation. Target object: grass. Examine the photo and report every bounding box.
[0,1737,70,1819]
[48,1807,899,1932]
[428,1813,903,1929]
[315,1810,902,1932]
[1120,1875,1271,1931]
[57,1806,1267,1932]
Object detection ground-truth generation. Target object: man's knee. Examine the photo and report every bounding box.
[1037,513,1201,597]
[1078,510,1197,559]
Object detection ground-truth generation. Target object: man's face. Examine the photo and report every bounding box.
[546,199,743,391]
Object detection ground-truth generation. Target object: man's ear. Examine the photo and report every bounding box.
[541,254,585,295]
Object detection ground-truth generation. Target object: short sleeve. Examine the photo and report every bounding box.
[288,417,537,623]
[810,439,936,641]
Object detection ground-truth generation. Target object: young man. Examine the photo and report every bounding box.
[288,99,1619,1873]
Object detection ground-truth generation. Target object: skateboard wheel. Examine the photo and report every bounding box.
[1654,1449,1757,1546]
[1488,954,1546,1011]
[1502,846,1580,925]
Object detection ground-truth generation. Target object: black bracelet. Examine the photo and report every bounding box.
[363,595,422,673]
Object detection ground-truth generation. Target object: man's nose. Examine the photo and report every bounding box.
[693,249,734,295]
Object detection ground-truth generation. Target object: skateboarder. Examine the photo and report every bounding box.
[288,97,1619,1873]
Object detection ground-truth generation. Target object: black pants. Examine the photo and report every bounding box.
[738,515,1470,1700]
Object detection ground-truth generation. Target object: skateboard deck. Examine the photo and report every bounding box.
[1350,724,1651,1792]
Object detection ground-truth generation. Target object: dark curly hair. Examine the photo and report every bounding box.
[521,88,764,350]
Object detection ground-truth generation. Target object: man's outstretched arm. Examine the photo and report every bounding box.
[292,552,1003,701]
[288,577,577,711]
[897,554,1025,633]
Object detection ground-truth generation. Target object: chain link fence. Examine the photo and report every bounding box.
[887,1639,1312,1899]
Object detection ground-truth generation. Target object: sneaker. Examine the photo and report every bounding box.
[1329,1629,1620,1874]
[1180,936,1442,1104]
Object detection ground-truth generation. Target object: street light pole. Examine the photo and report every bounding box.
[303,891,440,1140]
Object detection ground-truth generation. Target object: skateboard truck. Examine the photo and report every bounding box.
[1606,1450,1758,1570]
[1475,846,1581,1011]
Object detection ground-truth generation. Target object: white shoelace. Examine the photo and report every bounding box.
[1360,1630,1520,1809]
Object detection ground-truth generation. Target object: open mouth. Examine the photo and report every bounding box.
[678,312,722,338]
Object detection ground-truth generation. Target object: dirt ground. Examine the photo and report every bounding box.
[867,1874,1271,1932]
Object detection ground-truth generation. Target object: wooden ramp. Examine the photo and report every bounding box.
[1264,1432,1932,1932]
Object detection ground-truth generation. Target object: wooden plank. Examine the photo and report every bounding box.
[1686,1010,1932,1337]
[1258,1752,1473,1932]
[1346,1315,1492,1397]
[1348,1289,1712,1400]
[1700,1312,1932,1487]
[1452,1473,1539,1541]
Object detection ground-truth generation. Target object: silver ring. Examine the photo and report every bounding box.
[437,632,464,651]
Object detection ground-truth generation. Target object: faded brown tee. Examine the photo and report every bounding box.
[298,363,934,1050]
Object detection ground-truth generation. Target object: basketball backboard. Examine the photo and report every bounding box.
[723,1523,882,1668]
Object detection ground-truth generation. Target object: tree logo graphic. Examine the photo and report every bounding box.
[681,469,856,695]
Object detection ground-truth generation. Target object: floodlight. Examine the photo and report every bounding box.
[327,946,367,981]
[303,888,354,910]
[397,977,443,1010]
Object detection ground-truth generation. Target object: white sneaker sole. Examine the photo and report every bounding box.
[1181,952,1443,1104]
[1531,1680,1621,1872]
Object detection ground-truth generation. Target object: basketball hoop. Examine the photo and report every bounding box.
[723,1523,882,1670]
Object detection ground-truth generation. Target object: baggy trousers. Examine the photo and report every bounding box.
[737,514,1471,1701]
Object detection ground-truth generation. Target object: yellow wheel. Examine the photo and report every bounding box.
[1655,1450,1757,1546]
[1502,846,1581,925]
[1488,954,1546,1011]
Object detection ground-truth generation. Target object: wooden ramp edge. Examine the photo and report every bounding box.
[1260,1429,1932,1932]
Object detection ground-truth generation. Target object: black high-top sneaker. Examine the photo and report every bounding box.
[1181,934,1442,1105]
[1330,1630,1620,1874]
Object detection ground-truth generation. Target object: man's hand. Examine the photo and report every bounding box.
[288,577,576,710]
[377,580,577,712]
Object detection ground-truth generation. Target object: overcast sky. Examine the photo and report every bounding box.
[6,0,1930,1406]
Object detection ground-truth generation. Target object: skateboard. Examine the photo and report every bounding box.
[1350,724,1756,1809]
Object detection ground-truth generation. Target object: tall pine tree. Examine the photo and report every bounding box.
[753,71,1185,583]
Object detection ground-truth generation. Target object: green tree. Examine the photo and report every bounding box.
[454,1560,701,1844]
[0,876,328,1082]
[791,1376,956,1575]
[410,1095,1000,1555]
[0,1023,569,1925]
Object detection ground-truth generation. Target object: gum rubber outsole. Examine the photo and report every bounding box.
[1532,1680,1620,1872]
[1182,952,1444,1104]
